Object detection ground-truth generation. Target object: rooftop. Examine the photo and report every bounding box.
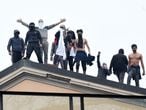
[1,59,146,95]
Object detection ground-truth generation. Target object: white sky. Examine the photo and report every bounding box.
[0,0,146,88]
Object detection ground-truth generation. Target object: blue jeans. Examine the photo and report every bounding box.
[74,51,87,74]
[127,65,140,87]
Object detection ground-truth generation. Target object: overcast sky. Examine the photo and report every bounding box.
[0,0,146,88]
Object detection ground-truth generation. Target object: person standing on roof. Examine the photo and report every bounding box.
[64,30,76,71]
[7,30,25,64]
[127,44,145,87]
[74,29,90,74]
[17,18,66,64]
[109,49,128,83]
[51,25,67,69]
[25,22,43,63]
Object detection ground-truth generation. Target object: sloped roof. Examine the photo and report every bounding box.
[0,59,146,95]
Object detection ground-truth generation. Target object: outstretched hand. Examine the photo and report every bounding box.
[17,19,22,23]
[98,51,101,56]
[60,18,66,23]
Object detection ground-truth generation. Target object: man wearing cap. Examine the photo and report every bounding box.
[7,30,25,64]
[17,18,66,64]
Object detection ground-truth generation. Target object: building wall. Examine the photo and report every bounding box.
[7,79,79,93]
[3,79,146,110]
[3,95,146,110]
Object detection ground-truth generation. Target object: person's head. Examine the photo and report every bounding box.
[76,29,83,48]
[118,48,124,54]
[14,30,20,37]
[60,24,66,30]
[76,29,83,36]
[131,44,137,53]
[67,30,76,40]
[38,19,44,29]
[102,63,108,69]
[29,22,35,30]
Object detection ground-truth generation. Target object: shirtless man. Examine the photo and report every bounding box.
[74,29,90,74]
[127,44,145,87]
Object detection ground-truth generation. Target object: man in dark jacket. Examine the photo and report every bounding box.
[109,49,128,83]
[25,22,43,63]
[7,30,25,64]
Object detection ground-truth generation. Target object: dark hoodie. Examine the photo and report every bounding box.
[7,30,25,53]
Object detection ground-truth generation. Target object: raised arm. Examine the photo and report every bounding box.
[45,18,66,30]
[17,19,29,28]
[97,51,101,68]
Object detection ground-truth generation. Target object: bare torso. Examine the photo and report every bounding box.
[128,52,142,66]
[76,38,87,51]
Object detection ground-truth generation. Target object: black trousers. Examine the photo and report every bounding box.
[12,51,22,63]
[76,60,86,74]
[64,56,74,71]
[26,43,43,63]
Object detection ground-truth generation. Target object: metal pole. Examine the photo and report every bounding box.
[80,96,84,110]
[0,92,3,110]
[69,96,73,110]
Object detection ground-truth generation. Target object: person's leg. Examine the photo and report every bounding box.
[63,59,67,70]
[69,56,74,71]
[12,51,19,63]
[75,51,81,73]
[116,74,120,82]
[43,41,49,64]
[135,75,139,87]
[81,60,86,74]
[119,72,125,83]
[53,55,59,67]
[40,43,44,62]
[59,56,64,69]
[34,45,43,63]
[76,61,80,73]
[26,44,33,59]
[17,52,22,61]
[127,69,134,85]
